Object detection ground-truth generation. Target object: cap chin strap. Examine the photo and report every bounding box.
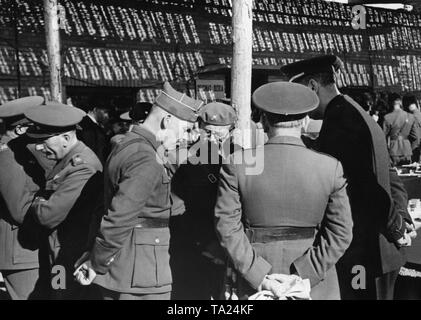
[289,72,305,83]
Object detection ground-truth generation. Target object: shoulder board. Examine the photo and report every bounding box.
[0,143,9,152]
[71,154,85,166]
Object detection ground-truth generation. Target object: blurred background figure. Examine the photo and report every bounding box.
[383,93,419,166]
[110,102,152,148]
[77,101,110,164]
[403,95,421,163]
[374,91,390,127]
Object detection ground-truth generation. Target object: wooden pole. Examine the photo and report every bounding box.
[231,0,253,149]
[13,2,21,98]
[44,0,62,102]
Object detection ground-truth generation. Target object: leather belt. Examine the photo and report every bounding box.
[135,218,169,229]
[245,226,315,243]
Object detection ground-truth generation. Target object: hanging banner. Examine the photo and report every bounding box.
[196,79,226,102]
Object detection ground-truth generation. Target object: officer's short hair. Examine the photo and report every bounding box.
[298,71,335,87]
[264,111,306,129]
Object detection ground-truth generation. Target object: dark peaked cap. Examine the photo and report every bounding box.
[280,55,343,83]
[25,102,86,139]
[252,81,319,119]
[0,96,44,126]
[120,102,152,122]
[154,82,203,122]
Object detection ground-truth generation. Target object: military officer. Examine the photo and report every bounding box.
[74,82,203,300]
[23,102,103,300]
[0,96,47,299]
[170,102,237,300]
[383,93,419,166]
[214,82,353,300]
[281,55,413,300]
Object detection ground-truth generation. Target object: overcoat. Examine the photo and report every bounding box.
[28,141,102,298]
[317,95,408,298]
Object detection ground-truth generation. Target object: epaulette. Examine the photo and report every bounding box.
[0,143,9,152]
[71,154,85,166]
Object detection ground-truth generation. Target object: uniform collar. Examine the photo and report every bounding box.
[326,94,344,112]
[48,141,85,179]
[265,135,305,147]
[130,124,161,151]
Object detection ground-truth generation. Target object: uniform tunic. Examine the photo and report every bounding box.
[29,141,103,299]
[0,135,40,269]
[0,135,46,299]
[215,135,353,300]
[383,109,419,165]
[90,125,173,296]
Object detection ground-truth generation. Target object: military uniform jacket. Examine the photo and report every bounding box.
[215,136,353,300]
[90,125,173,294]
[0,135,41,270]
[28,141,103,273]
[383,109,419,158]
[317,94,407,275]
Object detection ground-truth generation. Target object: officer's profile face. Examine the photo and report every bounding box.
[35,133,71,161]
[200,123,231,144]
[94,107,110,125]
[14,125,28,136]
[409,103,418,112]
[160,115,192,150]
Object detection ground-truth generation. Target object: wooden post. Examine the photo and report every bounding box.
[44,0,62,102]
[231,0,253,149]
[13,2,21,98]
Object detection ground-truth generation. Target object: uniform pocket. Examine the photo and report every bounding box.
[132,228,172,288]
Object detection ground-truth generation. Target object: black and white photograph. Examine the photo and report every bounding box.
[0,0,421,306]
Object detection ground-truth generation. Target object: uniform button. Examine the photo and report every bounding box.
[155,238,160,244]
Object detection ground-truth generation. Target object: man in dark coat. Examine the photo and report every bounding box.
[73,82,203,300]
[22,102,103,300]
[0,96,47,300]
[214,82,353,300]
[281,55,413,300]
[170,102,238,300]
[77,104,110,164]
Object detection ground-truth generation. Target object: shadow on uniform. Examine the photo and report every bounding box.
[43,171,104,300]
[169,156,227,300]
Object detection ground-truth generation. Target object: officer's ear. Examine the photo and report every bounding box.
[308,79,319,94]
[160,114,172,130]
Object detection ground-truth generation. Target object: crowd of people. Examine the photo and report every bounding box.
[0,54,419,300]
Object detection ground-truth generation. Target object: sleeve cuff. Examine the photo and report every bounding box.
[90,239,120,275]
[388,214,405,242]
[242,255,272,289]
[292,253,322,287]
